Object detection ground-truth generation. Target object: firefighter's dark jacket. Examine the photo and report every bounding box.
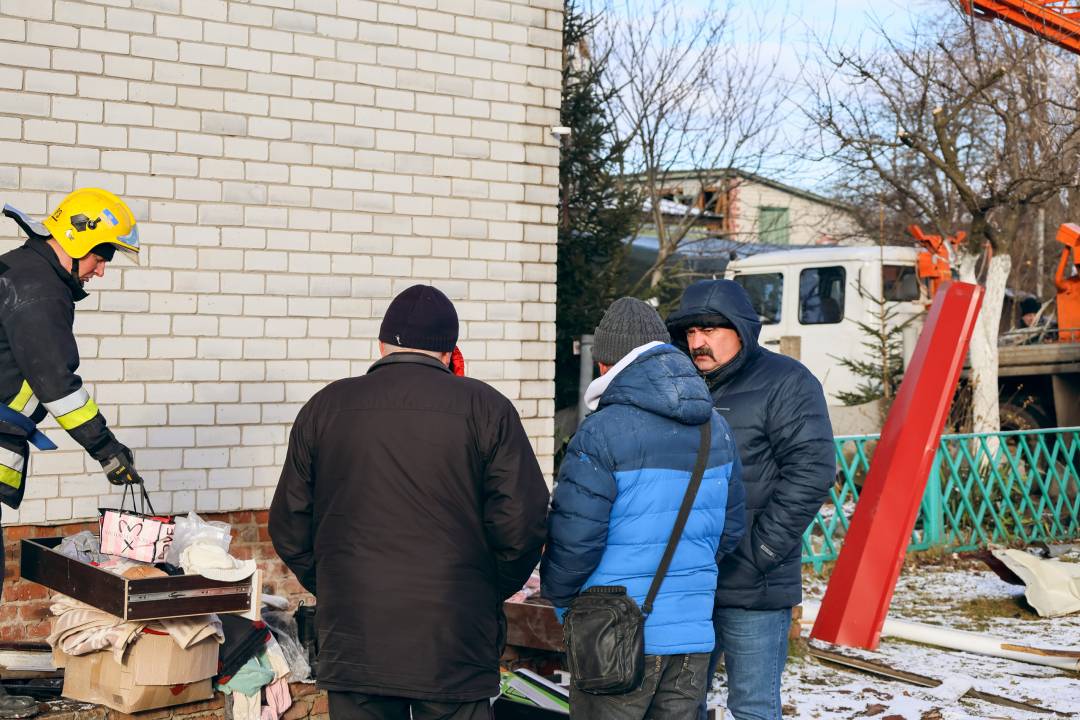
[269,352,550,702]
[0,240,124,508]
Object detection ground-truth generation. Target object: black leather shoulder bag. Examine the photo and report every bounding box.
[563,419,712,695]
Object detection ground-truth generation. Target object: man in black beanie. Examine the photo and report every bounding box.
[270,284,550,720]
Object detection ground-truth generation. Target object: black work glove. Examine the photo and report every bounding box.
[101,447,143,486]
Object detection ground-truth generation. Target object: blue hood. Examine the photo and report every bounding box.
[665,280,763,386]
[597,344,714,425]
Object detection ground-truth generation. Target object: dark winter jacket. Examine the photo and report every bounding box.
[667,280,835,610]
[540,344,745,655]
[0,238,126,509]
[269,352,550,702]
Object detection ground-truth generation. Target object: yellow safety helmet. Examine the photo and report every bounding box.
[42,188,139,263]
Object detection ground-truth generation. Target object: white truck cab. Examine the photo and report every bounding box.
[724,246,928,405]
[724,245,1080,431]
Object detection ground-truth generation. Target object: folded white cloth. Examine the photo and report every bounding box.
[231,691,261,720]
[265,637,291,681]
[180,542,257,582]
[261,593,290,611]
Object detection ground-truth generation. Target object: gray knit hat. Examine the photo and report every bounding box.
[593,297,671,365]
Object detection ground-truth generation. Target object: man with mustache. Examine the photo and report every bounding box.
[667,280,835,720]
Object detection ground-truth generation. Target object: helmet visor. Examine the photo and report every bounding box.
[112,225,140,264]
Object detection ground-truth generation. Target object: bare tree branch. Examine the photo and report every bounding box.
[802,4,1080,254]
[590,0,787,296]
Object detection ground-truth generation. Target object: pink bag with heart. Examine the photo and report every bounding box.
[99,483,174,563]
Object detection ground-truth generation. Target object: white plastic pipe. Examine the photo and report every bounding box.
[801,600,1080,672]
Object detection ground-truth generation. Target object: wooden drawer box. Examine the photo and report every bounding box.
[20,537,257,621]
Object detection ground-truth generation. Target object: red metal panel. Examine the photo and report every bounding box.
[810,281,984,649]
[961,1,1080,56]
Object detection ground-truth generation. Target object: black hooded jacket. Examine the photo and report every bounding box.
[667,280,835,609]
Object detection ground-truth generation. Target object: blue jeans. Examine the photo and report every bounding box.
[697,607,791,720]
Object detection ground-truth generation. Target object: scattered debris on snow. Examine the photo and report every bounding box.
[801,601,1080,672]
[807,647,1061,715]
[991,548,1080,618]
[705,549,1080,719]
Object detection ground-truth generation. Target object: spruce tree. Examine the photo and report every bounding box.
[833,281,917,414]
[555,1,637,409]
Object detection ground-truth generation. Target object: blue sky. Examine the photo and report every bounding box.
[786,0,928,47]
[594,0,963,195]
[728,0,946,193]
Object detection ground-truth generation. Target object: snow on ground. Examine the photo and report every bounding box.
[707,547,1080,719]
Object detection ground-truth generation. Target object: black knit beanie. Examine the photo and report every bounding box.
[379,285,459,352]
[593,297,671,365]
[90,243,117,261]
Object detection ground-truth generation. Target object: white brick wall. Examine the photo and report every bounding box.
[0,0,561,524]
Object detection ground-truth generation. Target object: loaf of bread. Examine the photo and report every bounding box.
[121,565,168,579]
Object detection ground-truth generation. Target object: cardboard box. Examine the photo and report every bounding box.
[61,631,218,713]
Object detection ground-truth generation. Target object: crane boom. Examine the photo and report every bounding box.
[960,1,1080,54]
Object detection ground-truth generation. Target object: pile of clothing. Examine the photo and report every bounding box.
[216,614,293,720]
[48,588,225,714]
[47,582,300,718]
[43,521,304,716]
[57,522,258,582]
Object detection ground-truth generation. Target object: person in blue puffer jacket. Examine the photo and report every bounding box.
[541,297,746,720]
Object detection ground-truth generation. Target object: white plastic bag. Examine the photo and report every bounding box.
[165,510,232,565]
[263,609,314,683]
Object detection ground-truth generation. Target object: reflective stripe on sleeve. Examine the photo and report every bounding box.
[0,447,24,489]
[9,380,38,416]
[43,388,100,430]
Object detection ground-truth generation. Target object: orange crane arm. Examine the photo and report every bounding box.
[960,1,1080,54]
[1057,223,1080,291]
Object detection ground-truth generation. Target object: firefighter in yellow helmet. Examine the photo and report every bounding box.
[0,189,143,522]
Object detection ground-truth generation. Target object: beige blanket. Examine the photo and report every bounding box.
[48,595,223,661]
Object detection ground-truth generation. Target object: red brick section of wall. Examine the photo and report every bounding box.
[1,510,314,643]
[206,509,313,602]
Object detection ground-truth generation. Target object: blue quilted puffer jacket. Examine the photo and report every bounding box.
[540,344,746,655]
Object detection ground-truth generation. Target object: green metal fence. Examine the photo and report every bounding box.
[802,427,1080,571]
